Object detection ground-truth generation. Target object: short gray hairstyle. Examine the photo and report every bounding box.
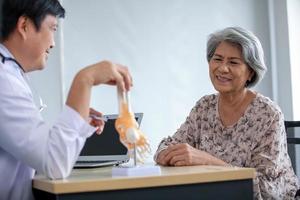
[206,27,267,87]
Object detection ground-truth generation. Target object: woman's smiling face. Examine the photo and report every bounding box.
[209,41,254,95]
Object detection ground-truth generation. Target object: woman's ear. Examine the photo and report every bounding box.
[248,70,255,82]
[245,69,255,87]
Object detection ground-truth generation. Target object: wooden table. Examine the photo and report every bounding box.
[33,165,255,200]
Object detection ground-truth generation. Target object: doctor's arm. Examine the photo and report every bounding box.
[66,60,132,120]
[46,61,132,179]
[0,60,132,180]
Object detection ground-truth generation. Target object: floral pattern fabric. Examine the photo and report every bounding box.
[155,93,299,199]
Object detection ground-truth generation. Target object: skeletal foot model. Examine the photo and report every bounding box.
[115,89,150,165]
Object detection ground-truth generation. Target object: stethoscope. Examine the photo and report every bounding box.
[0,52,47,112]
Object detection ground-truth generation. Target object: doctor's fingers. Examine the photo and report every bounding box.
[89,108,103,117]
[90,118,105,128]
[90,119,105,135]
[83,61,127,90]
[89,108,105,130]
[100,63,132,92]
[114,64,133,91]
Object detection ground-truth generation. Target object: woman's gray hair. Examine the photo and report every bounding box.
[206,27,267,88]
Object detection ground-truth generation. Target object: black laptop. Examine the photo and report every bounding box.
[74,113,143,168]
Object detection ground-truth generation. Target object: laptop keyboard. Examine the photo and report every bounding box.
[76,160,112,163]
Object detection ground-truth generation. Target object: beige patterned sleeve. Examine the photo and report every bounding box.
[250,111,298,199]
[153,102,200,162]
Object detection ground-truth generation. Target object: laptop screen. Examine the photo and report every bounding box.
[79,113,143,156]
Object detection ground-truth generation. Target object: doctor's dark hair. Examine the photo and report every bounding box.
[206,27,267,88]
[0,0,65,40]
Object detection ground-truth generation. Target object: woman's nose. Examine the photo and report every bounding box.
[218,62,230,72]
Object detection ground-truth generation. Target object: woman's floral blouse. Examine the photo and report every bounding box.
[155,93,299,199]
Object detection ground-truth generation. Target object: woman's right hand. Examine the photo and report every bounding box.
[156,143,229,167]
[156,149,171,166]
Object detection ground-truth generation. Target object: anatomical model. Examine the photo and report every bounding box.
[115,88,150,165]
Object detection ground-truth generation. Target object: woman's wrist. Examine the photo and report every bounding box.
[208,154,230,166]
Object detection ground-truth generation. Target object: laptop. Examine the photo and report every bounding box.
[74,113,143,168]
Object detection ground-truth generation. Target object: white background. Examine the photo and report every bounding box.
[29,0,299,166]
[61,0,271,156]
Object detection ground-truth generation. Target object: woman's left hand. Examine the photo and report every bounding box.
[89,108,105,135]
[162,143,228,166]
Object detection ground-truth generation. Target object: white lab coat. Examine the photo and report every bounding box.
[0,44,96,200]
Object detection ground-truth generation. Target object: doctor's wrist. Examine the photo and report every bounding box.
[74,70,94,88]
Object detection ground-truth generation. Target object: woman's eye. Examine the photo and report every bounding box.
[213,58,222,61]
[230,61,239,65]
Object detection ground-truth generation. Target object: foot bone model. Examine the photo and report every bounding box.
[115,89,150,163]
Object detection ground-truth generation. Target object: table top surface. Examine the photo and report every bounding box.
[33,165,255,194]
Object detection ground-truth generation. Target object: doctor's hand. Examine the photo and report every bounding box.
[156,143,229,167]
[89,108,105,135]
[78,60,132,91]
[66,60,133,120]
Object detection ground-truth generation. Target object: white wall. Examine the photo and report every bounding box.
[287,0,300,177]
[287,0,300,121]
[59,0,272,158]
[24,0,300,176]
[268,0,293,120]
[27,0,275,160]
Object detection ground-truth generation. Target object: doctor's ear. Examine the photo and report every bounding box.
[16,16,30,40]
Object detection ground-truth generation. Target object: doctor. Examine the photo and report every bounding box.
[0,0,133,200]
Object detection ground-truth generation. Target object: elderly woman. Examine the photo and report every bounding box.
[154,27,299,199]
